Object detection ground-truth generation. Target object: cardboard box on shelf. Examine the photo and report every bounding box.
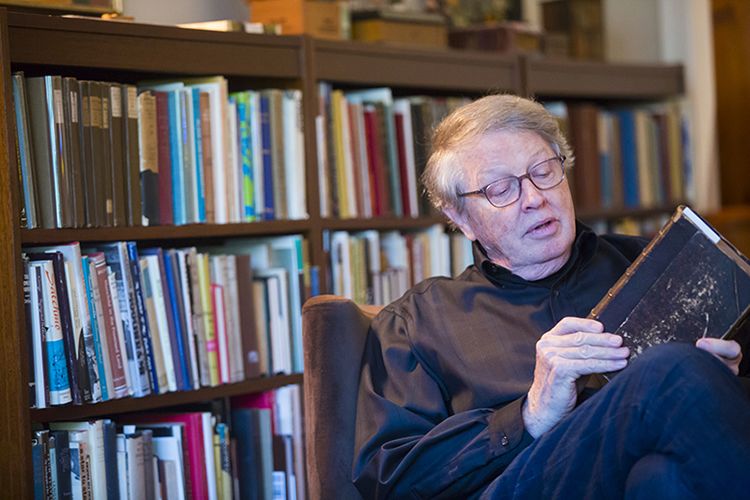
[248,0,349,40]
[351,9,447,48]
[448,22,541,54]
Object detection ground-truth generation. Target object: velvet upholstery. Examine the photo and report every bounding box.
[302,295,381,500]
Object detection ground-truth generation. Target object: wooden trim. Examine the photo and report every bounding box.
[322,215,447,231]
[21,220,312,244]
[524,56,684,99]
[30,374,303,422]
[7,11,303,78]
[576,203,686,221]
[0,7,31,497]
[312,38,520,94]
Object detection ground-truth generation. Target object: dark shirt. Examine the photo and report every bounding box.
[352,223,648,499]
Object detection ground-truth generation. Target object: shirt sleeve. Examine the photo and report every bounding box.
[352,307,535,499]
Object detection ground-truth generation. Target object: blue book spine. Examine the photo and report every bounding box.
[102,420,120,500]
[167,91,186,225]
[616,110,640,207]
[32,435,44,500]
[161,250,191,390]
[81,256,109,401]
[99,243,149,397]
[260,94,275,221]
[126,242,159,395]
[192,88,206,222]
[12,76,35,228]
[237,93,255,221]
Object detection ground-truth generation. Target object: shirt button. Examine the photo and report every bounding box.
[501,435,509,447]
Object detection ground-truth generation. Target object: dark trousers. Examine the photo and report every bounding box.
[481,343,750,499]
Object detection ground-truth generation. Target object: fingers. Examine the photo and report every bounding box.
[696,338,742,375]
[541,331,623,349]
[553,357,628,376]
[550,317,604,335]
[556,345,630,360]
[696,338,741,360]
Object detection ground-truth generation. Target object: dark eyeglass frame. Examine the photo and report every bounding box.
[456,155,567,208]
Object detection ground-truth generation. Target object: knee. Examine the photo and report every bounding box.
[614,342,736,402]
[631,342,725,382]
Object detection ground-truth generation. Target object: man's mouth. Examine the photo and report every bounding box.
[527,218,556,235]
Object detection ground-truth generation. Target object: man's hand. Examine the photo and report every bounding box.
[696,338,742,375]
[522,317,629,439]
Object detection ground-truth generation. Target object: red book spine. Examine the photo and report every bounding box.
[363,108,382,216]
[394,112,411,217]
[154,91,173,225]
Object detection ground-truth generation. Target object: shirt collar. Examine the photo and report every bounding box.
[473,220,598,289]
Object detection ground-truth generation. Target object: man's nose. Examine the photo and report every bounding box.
[518,176,545,208]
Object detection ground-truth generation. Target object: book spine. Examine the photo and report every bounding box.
[191,88,206,223]
[154,91,173,225]
[127,242,159,395]
[94,256,130,398]
[36,261,72,406]
[42,253,82,404]
[81,257,109,402]
[162,250,191,390]
[12,73,38,228]
[259,94,275,220]
[123,84,142,226]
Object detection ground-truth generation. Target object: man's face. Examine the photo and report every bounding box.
[446,129,576,281]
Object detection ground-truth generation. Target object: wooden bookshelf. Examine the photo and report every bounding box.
[523,57,684,99]
[21,220,312,244]
[30,373,303,422]
[0,9,686,495]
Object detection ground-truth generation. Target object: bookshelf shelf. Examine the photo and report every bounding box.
[20,220,313,244]
[312,38,520,93]
[523,57,684,99]
[29,373,303,422]
[576,203,687,222]
[7,12,304,79]
[322,215,447,231]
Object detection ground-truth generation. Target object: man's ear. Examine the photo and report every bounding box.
[443,205,476,241]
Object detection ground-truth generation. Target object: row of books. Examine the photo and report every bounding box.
[13,73,307,229]
[32,387,305,500]
[547,100,690,211]
[328,225,474,304]
[588,213,671,238]
[316,84,470,219]
[25,235,311,408]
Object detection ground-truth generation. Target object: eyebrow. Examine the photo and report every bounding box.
[475,150,553,185]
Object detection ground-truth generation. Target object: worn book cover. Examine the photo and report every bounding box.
[589,205,750,376]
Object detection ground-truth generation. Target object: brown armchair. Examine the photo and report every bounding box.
[302,295,382,500]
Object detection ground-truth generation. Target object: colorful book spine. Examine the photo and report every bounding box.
[81,256,109,401]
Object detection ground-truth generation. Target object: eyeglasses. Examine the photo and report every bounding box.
[457,155,566,208]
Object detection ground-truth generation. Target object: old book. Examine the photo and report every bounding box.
[589,205,750,376]
[199,91,215,224]
[122,84,142,226]
[567,102,601,210]
[63,76,86,228]
[26,76,65,228]
[12,72,39,229]
[107,83,127,226]
[137,90,160,226]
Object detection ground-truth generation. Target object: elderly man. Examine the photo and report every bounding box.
[352,94,750,499]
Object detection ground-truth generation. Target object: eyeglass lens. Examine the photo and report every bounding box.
[485,157,564,207]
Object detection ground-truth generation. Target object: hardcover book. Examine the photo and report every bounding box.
[589,205,750,376]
